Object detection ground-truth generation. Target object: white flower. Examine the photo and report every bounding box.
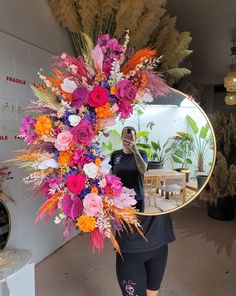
[100,158,112,175]
[68,114,81,127]
[60,78,77,93]
[99,178,107,188]
[38,158,58,170]
[83,163,99,179]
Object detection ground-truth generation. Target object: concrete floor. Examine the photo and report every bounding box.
[36,200,236,296]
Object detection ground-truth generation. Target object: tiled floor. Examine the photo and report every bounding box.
[36,200,236,296]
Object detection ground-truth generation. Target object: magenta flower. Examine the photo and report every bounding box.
[71,87,89,109]
[118,100,134,119]
[20,115,36,144]
[71,118,94,145]
[104,175,123,197]
[66,174,86,194]
[62,194,83,219]
[116,80,137,102]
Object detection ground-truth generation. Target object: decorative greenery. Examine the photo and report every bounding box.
[201,113,236,204]
[186,115,211,172]
[171,131,194,169]
[46,0,192,85]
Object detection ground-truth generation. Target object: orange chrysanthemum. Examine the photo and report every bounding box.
[34,115,52,136]
[58,150,72,167]
[95,103,113,119]
[76,215,96,232]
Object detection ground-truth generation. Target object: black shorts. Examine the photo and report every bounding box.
[116,244,168,296]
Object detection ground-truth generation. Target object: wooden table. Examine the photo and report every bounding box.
[144,169,187,203]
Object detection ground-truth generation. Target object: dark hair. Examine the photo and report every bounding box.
[121,126,137,137]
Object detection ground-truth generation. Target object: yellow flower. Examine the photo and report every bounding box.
[76,215,96,232]
[110,85,116,95]
[95,158,102,167]
[34,115,52,136]
[91,187,99,194]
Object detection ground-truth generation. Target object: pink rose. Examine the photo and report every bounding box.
[66,174,86,194]
[55,130,73,151]
[113,188,137,209]
[83,193,103,216]
[116,80,137,102]
[71,87,89,109]
[71,118,94,145]
[104,175,123,197]
[87,86,108,107]
[62,194,83,219]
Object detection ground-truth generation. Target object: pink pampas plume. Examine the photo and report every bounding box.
[145,71,170,97]
[90,228,105,254]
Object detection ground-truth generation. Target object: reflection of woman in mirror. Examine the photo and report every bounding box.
[109,126,176,296]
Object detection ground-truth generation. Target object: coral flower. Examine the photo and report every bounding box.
[76,214,96,232]
[34,115,52,136]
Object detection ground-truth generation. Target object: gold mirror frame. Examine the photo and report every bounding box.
[138,88,217,216]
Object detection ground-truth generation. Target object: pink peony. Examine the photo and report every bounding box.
[55,130,74,151]
[70,148,90,166]
[62,194,83,219]
[104,175,123,197]
[71,87,89,109]
[87,86,108,107]
[116,80,137,102]
[66,174,86,194]
[71,118,94,145]
[83,193,103,217]
[113,187,137,209]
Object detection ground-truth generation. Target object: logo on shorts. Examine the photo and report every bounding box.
[121,280,137,296]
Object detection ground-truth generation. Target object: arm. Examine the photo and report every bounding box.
[133,147,148,175]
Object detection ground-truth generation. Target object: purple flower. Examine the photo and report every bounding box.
[97,34,110,47]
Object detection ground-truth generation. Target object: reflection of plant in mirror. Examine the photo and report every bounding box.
[102,130,122,155]
[186,115,211,172]
[171,132,194,169]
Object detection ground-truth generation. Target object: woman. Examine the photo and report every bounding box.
[109,126,176,296]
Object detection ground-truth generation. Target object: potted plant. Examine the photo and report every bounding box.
[186,115,212,188]
[171,131,194,181]
[200,112,236,220]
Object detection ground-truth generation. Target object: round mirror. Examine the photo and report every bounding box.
[103,87,216,215]
[0,201,10,250]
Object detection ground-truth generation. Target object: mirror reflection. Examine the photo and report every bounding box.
[103,88,216,215]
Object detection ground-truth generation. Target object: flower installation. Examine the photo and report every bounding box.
[14,31,169,254]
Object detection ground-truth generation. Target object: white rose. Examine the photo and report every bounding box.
[68,115,81,127]
[83,163,99,179]
[60,78,77,93]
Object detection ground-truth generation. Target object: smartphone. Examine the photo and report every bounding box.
[124,128,133,140]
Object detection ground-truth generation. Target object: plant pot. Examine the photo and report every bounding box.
[196,174,208,189]
[148,161,163,169]
[207,196,235,221]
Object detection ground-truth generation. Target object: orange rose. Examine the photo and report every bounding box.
[58,150,72,167]
[76,215,96,232]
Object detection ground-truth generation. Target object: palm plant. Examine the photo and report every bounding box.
[186,115,212,172]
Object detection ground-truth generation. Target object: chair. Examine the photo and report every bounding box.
[144,175,161,207]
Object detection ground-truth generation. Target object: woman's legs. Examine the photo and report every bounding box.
[145,244,168,295]
[116,253,147,296]
[116,244,168,296]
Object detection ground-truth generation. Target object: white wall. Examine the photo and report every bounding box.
[0,29,76,264]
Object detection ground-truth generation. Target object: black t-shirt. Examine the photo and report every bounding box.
[109,149,148,201]
[109,149,176,253]
[116,215,176,253]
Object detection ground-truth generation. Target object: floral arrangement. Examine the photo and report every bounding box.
[14,31,169,254]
